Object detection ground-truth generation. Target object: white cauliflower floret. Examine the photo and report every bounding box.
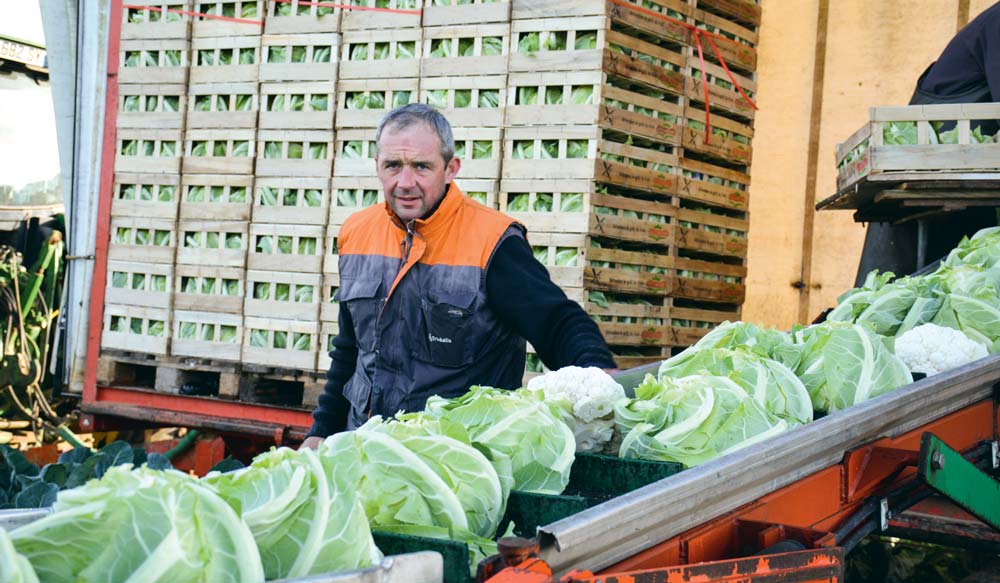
[894,323,988,376]
[527,366,626,453]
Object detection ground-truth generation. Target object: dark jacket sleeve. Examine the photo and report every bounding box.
[307,302,358,438]
[486,235,616,370]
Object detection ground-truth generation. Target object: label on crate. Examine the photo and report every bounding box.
[598,160,678,195]
[838,151,873,190]
[682,128,752,165]
[676,227,747,257]
[678,175,748,209]
[674,277,745,302]
[605,51,686,95]
[688,78,756,118]
[602,106,681,146]
[608,2,691,46]
[640,326,665,345]
[713,39,755,71]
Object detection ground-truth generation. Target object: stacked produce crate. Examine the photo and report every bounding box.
[100,0,760,403]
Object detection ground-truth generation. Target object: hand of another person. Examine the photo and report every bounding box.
[299,435,324,451]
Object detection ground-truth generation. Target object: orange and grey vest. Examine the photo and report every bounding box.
[337,182,527,428]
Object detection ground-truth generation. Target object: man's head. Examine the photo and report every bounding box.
[375,104,461,222]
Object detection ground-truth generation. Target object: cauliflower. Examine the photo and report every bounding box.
[527,366,626,453]
[894,323,988,376]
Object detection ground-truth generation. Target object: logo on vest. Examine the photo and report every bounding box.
[429,334,453,344]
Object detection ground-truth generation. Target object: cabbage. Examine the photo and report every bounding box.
[479,90,499,108]
[944,227,1000,269]
[574,32,597,50]
[482,36,503,56]
[472,140,492,159]
[545,86,563,105]
[615,374,789,467]
[11,466,263,583]
[0,529,38,583]
[512,141,534,159]
[508,193,530,212]
[426,89,448,109]
[659,347,813,426]
[566,139,588,159]
[793,322,913,413]
[883,121,917,145]
[827,271,944,337]
[350,44,368,61]
[570,85,594,104]
[517,86,538,105]
[534,193,553,212]
[561,193,583,212]
[454,89,472,108]
[518,32,539,53]
[686,321,801,369]
[424,386,575,494]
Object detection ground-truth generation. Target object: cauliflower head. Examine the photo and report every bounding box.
[894,323,988,376]
[527,366,626,453]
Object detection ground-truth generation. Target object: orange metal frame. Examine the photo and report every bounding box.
[80,0,313,444]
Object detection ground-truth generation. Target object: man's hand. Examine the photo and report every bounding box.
[299,436,324,451]
[602,368,620,374]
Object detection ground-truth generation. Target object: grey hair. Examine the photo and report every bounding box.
[375,103,455,163]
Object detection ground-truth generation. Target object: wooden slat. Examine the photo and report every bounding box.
[258,81,336,129]
[251,176,330,225]
[423,0,510,26]
[186,82,258,129]
[175,219,249,268]
[173,264,245,313]
[105,261,174,309]
[171,310,243,361]
[263,0,342,35]
[190,0,264,38]
[244,270,322,321]
[101,304,171,355]
[179,174,253,221]
[259,33,340,82]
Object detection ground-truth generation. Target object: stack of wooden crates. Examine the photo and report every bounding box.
[99,0,761,406]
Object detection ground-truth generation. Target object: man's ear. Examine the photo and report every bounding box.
[445,156,461,183]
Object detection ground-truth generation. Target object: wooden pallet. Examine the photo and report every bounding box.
[420,75,508,129]
[509,19,686,96]
[258,81,336,129]
[339,0,424,31]
[424,0,510,26]
[339,28,422,79]
[189,36,261,84]
[247,222,325,273]
[420,23,511,78]
[335,77,421,128]
[112,173,181,219]
[190,0,265,38]
[263,0,342,35]
[119,39,189,85]
[101,304,171,355]
[179,173,253,221]
[683,56,757,122]
[251,176,330,225]
[186,82,258,129]
[171,309,243,362]
[115,128,183,174]
[121,1,193,40]
[238,364,325,407]
[117,83,186,129]
[244,269,323,321]
[679,107,753,166]
[502,127,678,193]
[242,316,319,370]
[182,128,256,174]
[106,261,174,309]
[256,129,334,177]
[173,264,245,313]
[259,33,340,82]
[176,219,249,268]
[109,216,177,264]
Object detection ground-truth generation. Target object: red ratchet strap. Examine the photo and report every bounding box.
[122,4,263,25]
[607,0,758,144]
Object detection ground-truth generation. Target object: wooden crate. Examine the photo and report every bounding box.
[189,36,261,83]
[243,316,319,370]
[693,0,761,28]
[112,173,181,219]
[420,75,507,128]
[455,178,499,208]
[509,18,686,95]
[106,261,173,309]
[504,71,683,146]
[684,55,757,122]
[320,272,340,322]
[335,78,421,128]
[453,127,503,179]
[264,0,342,34]
[191,0,264,37]
[171,310,243,361]
[248,223,325,273]
[420,24,510,78]
[512,0,692,47]
[680,107,753,166]
[173,264,245,313]
[119,39,189,84]
[115,128,182,174]
[329,176,383,225]
[833,103,1000,197]
[339,0,423,31]
[692,6,758,74]
[424,0,509,26]
[245,270,322,321]
[102,304,170,355]
[122,1,193,40]
[678,157,750,211]
[179,174,253,221]
[323,224,341,274]
[176,220,249,267]
[117,84,186,129]
[259,81,336,129]
[339,28,422,79]
[260,33,340,81]
[317,321,339,374]
[675,206,749,259]
[256,129,334,177]
[182,128,256,174]
[501,126,678,195]
[187,82,258,128]
[332,129,377,177]
[109,216,177,264]
[252,176,330,225]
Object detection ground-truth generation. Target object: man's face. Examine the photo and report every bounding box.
[375,123,461,222]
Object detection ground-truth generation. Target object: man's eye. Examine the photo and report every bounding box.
[415,163,428,170]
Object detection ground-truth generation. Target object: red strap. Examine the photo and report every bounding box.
[123,3,263,24]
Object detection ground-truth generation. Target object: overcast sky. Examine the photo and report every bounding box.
[3,0,46,46]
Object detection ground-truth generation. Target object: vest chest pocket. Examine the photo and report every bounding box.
[418,289,477,368]
[338,278,383,352]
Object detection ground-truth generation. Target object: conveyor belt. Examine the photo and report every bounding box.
[537,355,1000,576]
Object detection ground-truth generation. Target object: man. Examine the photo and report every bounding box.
[854,4,999,283]
[300,104,615,448]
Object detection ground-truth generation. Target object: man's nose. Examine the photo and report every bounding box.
[397,166,416,189]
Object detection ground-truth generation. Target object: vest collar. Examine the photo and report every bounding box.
[385,182,464,237]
